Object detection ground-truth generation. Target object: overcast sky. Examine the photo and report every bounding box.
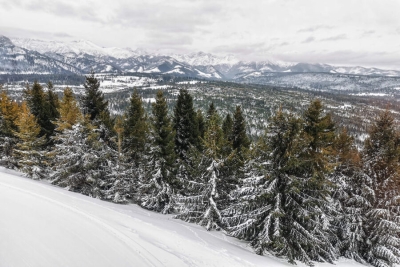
[0,0,399,69]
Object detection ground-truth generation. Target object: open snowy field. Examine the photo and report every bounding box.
[0,167,365,267]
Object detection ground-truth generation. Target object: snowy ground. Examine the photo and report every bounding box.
[0,168,365,267]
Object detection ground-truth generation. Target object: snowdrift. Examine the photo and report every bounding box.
[0,168,364,267]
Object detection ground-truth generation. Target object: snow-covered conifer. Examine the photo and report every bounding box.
[175,113,233,230]
[140,90,176,213]
[224,106,337,265]
[51,117,117,199]
[13,102,46,179]
[361,110,400,267]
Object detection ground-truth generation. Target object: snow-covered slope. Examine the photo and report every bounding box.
[0,168,364,267]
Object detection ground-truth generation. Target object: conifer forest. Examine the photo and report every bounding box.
[2,73,400,267]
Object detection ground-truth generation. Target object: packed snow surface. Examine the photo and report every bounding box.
[0,168,364,267]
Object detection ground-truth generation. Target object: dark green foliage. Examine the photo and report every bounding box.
[24,81,59,141]
[175,113,233,230]
[197,109,205,140]
[222,113,233,142]
[81,72,111,128]
[173,89,199,161]
[206,102,217,121]
[225,106,337,265]
[232,105,250,153]
[140,91,177,213]
[362,110,400,267]
[123,89,149,164]
[330,129,371,264]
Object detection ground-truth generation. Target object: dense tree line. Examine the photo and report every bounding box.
[1,73,400,267]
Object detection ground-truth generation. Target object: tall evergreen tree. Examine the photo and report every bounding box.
[330,128,372,263]
[173,89,199,161]
[232,105,250,153]
[197,109,205,140]
[55,87,82,132]
[140,90,176,213]
[221,113,234,157]
[13,102,46,179]
[24,81,58,141]
[81,72,109,123]
[51,116,117,199]
[175,113,228,230]
[362,110,400,267]
[224,106,337,265]
[123,89,148,165]
[206,102,217,121]
[0,89,20,167]
[222,113,233,142]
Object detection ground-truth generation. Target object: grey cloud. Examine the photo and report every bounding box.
[0,0,103,23]
[0,27,74,40]
[274,50,400,70]
[362,30,375,36]
[298,25,333,33]
[112,2,225,33]
[212,42,266,55]
[320,34,347,41]
[302,36,315,43]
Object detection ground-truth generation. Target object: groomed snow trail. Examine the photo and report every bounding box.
[0,168,365,267]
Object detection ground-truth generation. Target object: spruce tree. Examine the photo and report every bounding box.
[123,89,148,165]
[173,89,199,161]
[55,87,82,132]
[24,81,58,141]
[102,115,133,203]
[362,110,400,267]
[81,72,109,123]
[232,105,250,153]
[330,128,372,263]
[222,113,233,142]
[206,102,217,121]
[197,109,205,140]
[140,90,176,213]
[224,106,337,265]
[13,102,46,179]
[0,89,20,167]
[175,113,233,230]
[51,116,117,199]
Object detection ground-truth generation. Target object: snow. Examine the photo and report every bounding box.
[0,168,365,267]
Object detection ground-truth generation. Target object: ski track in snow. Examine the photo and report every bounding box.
[0,168,367,267]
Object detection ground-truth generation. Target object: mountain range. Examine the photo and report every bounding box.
[2,35,400,80]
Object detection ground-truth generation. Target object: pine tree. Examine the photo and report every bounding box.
[175,113,233,230]
[206,102,217,121]
[222,113,233,142]
[13,102,46,179]
[55,87,82,132]
[232,105,250,153]
[51,116,117,199]
[224,106,337,265]
[173,89,199,161]
[197,109,205,140]
[123,89,148,165]
[81,71,109,123]
[0,89,20,167]
[104,116,134,203]
[45,81,60,133]
[140,90,176,213]
[362,110,400,267]
[329,128,372,263]
[23,81,60,143]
